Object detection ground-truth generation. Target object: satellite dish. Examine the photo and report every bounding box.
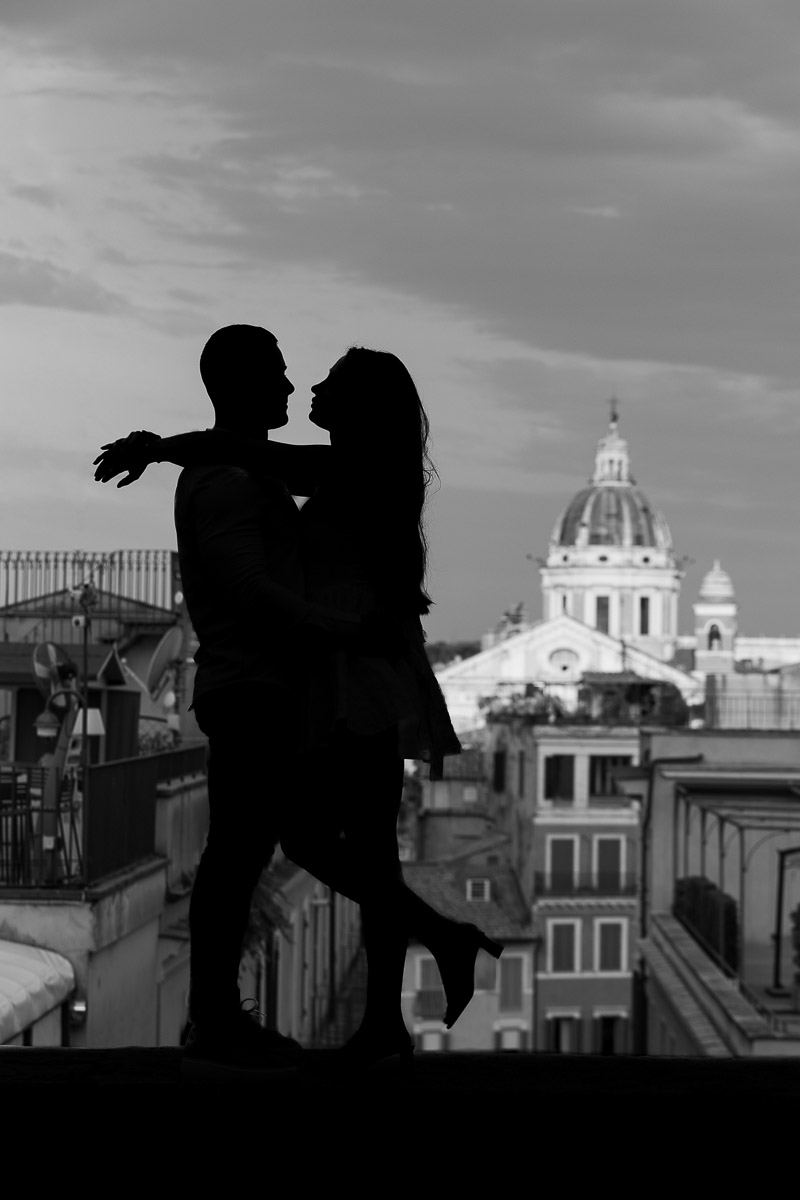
[144,626,184,696]
[32,643,79,712]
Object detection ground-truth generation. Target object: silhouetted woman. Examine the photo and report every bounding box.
[94,346,503,1072]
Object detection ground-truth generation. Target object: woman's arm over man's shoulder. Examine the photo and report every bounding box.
[155,430,332,495]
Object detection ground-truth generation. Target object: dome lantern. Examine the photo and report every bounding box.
[592,399,632,485]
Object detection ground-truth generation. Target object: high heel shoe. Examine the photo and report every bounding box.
[434,922,504,1029]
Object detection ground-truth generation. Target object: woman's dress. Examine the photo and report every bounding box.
[299,487,462,781]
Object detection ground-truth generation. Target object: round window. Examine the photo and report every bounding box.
[549,648,579,674]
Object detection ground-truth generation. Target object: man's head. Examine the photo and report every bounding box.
[199,324,294,434]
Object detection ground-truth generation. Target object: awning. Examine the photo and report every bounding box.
[0,939,75,1045]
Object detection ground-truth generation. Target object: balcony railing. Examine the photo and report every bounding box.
[704,690,800,731]
[534,871,638,899]
[0,746,207,889]
[414,988,447,1021]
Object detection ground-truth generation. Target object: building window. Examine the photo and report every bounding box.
[549,837,576,888]
[596,919,625,971]
[550,922,579,973]
[492,749,506,792]
[562,593,568,612]
[595,837,623,888]
[544,755,574,801]
[499,957,523,1012]
[708,624,722,650]
[466,878,490,902]
[546,1015,582,1053]
[596,595,610,633]
[639,595,649,635]
[421,1031,446,1051]
[517,749,525,797]
[462,784,478,803]
[593,1014,628,1055]
[589,755,632,798]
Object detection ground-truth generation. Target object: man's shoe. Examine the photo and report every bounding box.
[181,999,302,1081]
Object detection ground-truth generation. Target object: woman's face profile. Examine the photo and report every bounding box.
[309,355,349,430]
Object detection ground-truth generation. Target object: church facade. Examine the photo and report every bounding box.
[436,408,800,735]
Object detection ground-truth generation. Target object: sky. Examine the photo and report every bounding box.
[2,0,800,642]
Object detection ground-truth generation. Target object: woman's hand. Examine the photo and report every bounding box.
[93,430,161,487]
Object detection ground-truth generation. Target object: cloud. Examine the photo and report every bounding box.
[568,205,621,219]
[0,250,129,313]
[9,182,59,207]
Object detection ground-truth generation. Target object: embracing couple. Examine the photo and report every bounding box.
[94,323,503,1081]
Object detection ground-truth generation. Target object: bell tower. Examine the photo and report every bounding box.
[693,559,737,674]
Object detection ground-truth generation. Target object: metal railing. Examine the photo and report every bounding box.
[534,870,638,898]
[0,747,203,889]
[0,549,178,642]
[151,744,207,785]
[704,691,800,731]
[83,755,159,883]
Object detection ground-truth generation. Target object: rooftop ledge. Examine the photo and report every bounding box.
[1,1046,799,1102]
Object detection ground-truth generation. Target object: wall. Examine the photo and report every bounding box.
[154,775,209,892]
[83,920,160,1047]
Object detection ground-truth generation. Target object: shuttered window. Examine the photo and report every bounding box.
[492,749,507,793]
[499,956,523,1011]
[598,921,623,971]
[551,922,577,972]
[596,837,622,888]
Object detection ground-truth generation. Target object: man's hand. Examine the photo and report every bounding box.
[93,430,160,487]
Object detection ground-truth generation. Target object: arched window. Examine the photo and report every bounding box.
[708,624,722,651]
[562,593,568,613]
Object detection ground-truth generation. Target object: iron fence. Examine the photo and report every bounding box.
[0,549,177,642]
[151,744,208,784]
[534,870,638,898]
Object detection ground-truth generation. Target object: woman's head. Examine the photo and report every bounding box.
[310,348,417,436]
[312,346,438,615]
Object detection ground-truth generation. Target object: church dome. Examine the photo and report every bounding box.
[549,406,673,553]
[699,559,735,602]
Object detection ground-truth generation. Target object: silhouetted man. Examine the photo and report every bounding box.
[171,324,363,1078]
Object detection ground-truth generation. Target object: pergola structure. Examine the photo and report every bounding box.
[662,769,800,995]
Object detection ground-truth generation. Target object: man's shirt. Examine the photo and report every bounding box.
[174,463,358,707]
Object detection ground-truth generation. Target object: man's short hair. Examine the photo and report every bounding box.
[200,324,279,397]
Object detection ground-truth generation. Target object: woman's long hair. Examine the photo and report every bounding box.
[333,347,439,616]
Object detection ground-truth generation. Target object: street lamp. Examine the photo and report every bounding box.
[34,702,105,741]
